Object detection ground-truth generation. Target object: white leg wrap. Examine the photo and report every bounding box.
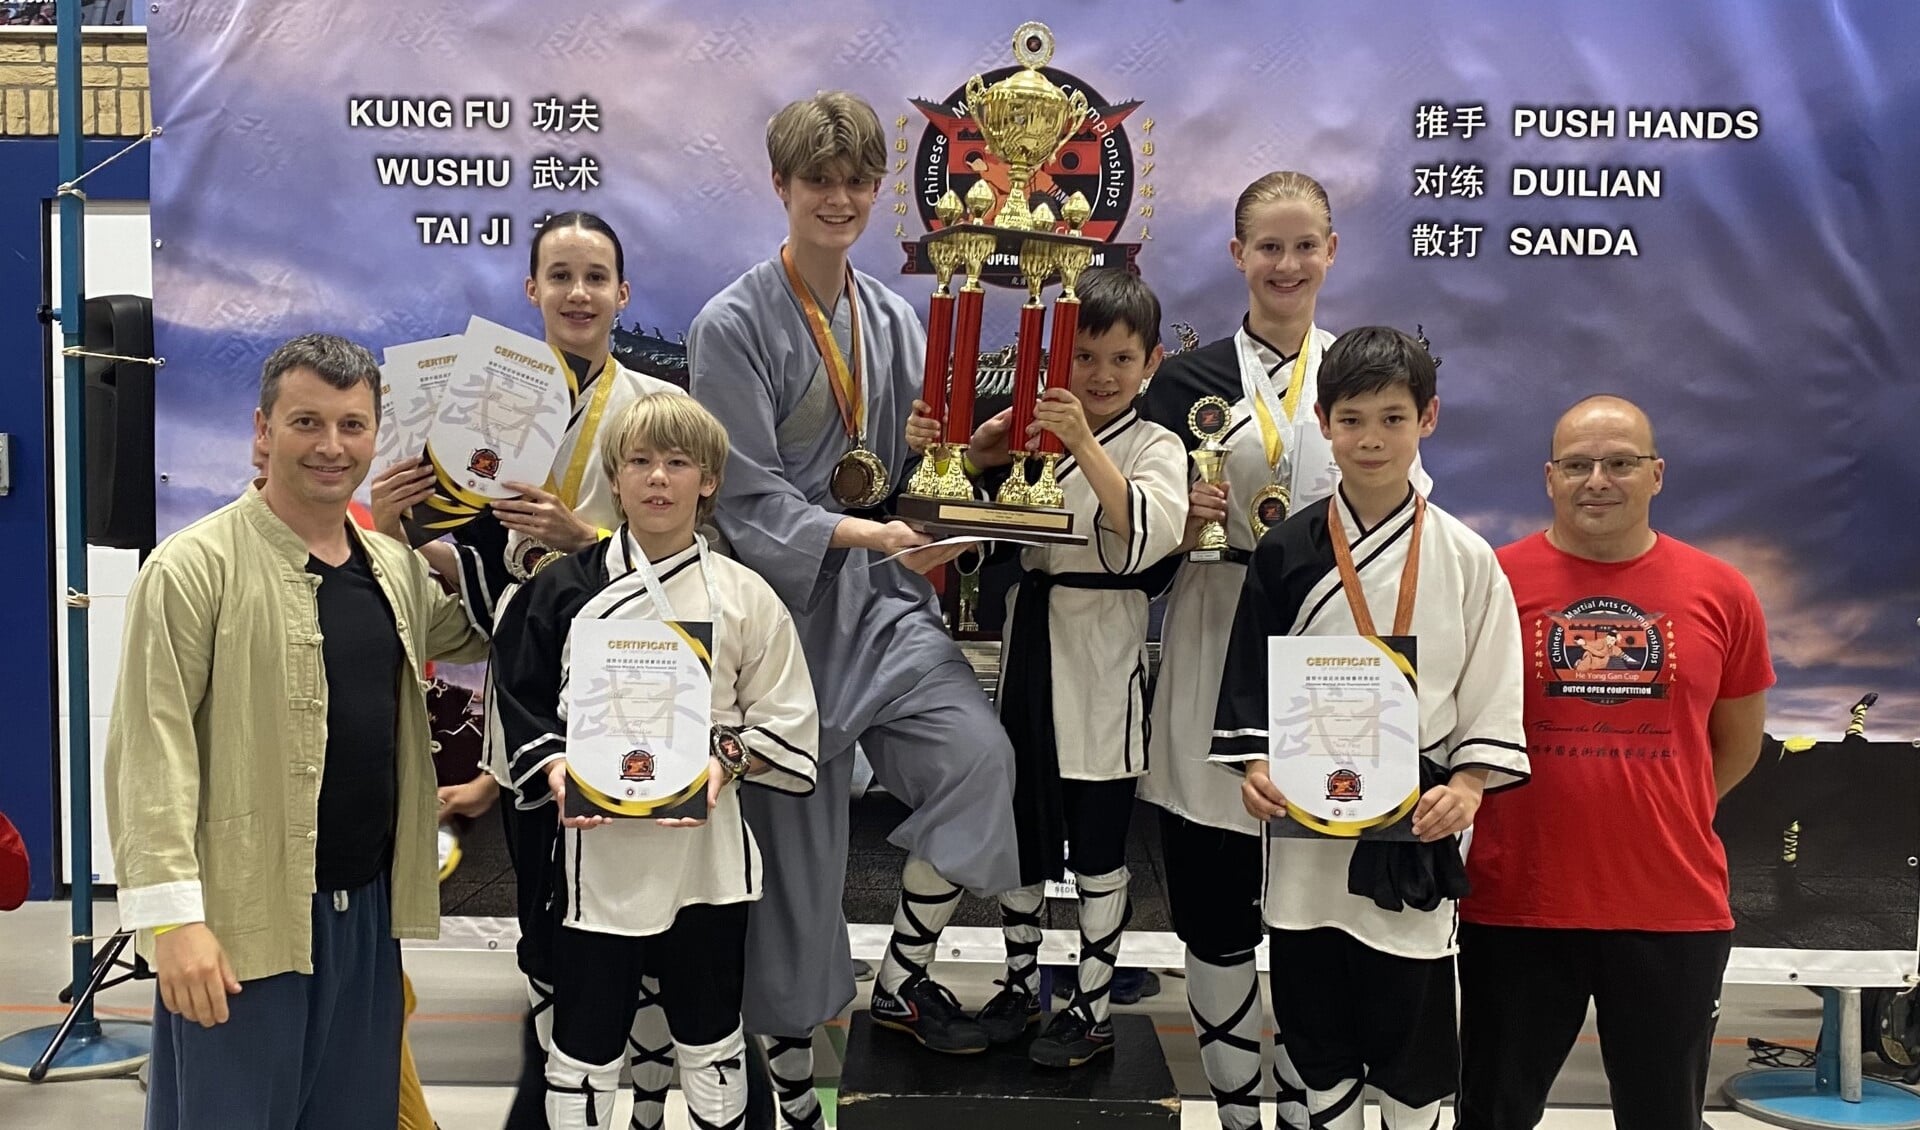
[1070,867,1130,1025]
[676,1026,749,1130]
[996,884,1044,996]
[544,1045,623,1130]
[758,1031,822,1130]
[877,856,961,995]
[1186,951,1262,1130]
[625,977,674,1130]
[1304,1077,1364,1130]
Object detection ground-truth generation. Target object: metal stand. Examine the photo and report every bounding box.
[0,931,151,1081]
[1725,988,1920,1128]
[0,0,152,1085]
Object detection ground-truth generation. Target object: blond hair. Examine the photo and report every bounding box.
[765,91,888,183]
[599,392,729,526]
[1233,171,1333,242]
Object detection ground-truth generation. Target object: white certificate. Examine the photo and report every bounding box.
[375,337,459,473]
[1266,634,1421,839]
[425,315,571,502]
[564,617,714,820]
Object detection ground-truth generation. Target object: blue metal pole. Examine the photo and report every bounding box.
[55,0,98,1043]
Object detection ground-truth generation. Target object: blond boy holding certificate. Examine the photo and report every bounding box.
[490,394,818,1130]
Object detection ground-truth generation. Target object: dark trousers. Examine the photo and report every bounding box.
[549,902,750,1065]
[1268,926,1459,1108]
[1455,923,1733,1130]
[146,874,402,1130]
[1159,809,1263,961]
[501,796,563,1130]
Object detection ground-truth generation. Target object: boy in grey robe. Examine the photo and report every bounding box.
[689,90,1021,1127]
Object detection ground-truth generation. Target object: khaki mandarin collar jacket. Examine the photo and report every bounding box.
[106,486,489,981]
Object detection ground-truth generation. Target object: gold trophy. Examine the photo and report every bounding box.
[966,23,1090,232]
[896,21,1099,547]
[1187,396,1233,563]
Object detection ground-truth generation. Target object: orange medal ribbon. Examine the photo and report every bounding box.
[1326,493,1426,637]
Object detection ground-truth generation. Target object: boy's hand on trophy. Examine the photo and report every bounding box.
[967,407,1016,469]
[1034,387,1093,453]
[906,400,943,455]
[1187,480,1229,528]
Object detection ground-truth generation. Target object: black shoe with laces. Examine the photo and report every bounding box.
[870,975,990,1054]
[1027,1009,1115,1068]
[975,982,1042,1045]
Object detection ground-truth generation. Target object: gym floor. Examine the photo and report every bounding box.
[0,897,1842,1128]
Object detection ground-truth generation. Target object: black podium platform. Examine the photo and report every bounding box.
[836,1011,1179,1129]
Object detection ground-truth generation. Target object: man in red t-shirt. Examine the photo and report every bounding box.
[1456,395,1773,1130]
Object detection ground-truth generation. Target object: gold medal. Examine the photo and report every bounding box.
[1248,481,1291,541]
[831,445,890,509]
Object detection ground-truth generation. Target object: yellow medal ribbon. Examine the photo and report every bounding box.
[1248,328,1313,475]
[551,350,622,509]
[779,243,865,445]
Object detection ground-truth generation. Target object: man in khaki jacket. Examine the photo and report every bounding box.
[107,333,488,1129]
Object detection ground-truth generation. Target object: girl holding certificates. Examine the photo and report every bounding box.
[491,393,819,1130]
[369,210,684,1129]
[374,210,683,590]
[1136,173,1430,1130]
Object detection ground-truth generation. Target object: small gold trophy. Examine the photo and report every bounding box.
[1187,396,1232,563]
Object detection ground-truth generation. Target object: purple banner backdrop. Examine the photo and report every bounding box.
[146,0,1918,740]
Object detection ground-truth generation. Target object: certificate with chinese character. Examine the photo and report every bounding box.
[375,336,460,473]
[1266,635,1420,840]
[563,617,714,820]
[425,315,570,503]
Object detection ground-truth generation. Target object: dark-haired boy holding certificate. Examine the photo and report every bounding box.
[1209,326,1528,1130]
[491,393,818,1130]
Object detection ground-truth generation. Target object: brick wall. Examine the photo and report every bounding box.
[0,28,148,137]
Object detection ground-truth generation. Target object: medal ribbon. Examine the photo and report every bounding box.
[1244,326,1314,476]
[551,352,622,509]
[780,243,865,446]
[1326,492,1426,637]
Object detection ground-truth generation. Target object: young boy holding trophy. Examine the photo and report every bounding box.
[490,393,819,1130]
[930,269,1187,1067]
[1209,327,1528,1129]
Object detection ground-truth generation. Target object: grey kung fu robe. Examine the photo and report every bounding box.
[689,254,1020,1036]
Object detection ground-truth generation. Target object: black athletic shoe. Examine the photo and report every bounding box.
[870,976,990,1054]
[975,982,1042,1045]
[1028,1010,1115,1068]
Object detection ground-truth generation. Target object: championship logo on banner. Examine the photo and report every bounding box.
[902,64,1144,285]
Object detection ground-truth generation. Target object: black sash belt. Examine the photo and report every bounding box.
[1001,569,1159,886]
[1347,755,1471,912]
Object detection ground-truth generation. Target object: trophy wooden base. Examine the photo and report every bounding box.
[896,492,1087,546]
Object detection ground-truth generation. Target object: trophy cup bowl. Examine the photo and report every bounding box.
[964,23,1090,232]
